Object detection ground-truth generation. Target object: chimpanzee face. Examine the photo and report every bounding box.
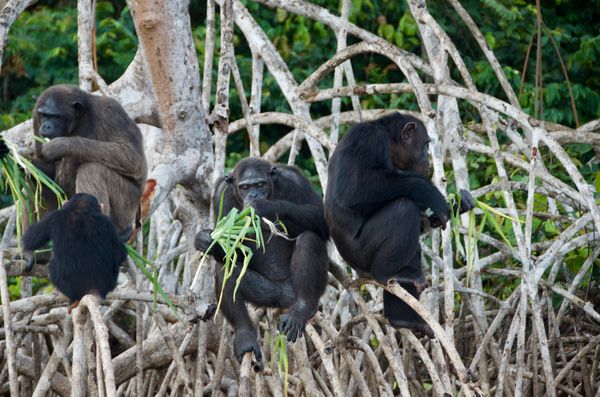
[390,120,431,176]
[230,160,276,207]
[35,93,83,139]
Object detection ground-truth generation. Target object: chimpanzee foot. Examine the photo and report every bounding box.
[390,276,428,295]
[234,329,262,363]
[67,300,80,314]
[279,301,314,342]
[389,318,434,339]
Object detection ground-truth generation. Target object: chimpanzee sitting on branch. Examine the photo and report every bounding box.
[22,193,127,313]
[195,158,329,363]
[325,113,475,335]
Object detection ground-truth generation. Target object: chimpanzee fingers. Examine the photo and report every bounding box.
[458,189,476,213]
[40,138,66,161]
[193,229,213,252]
[14,251,35,272]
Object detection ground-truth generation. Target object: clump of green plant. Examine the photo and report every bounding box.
[202,193,265,315]
[0,138,65,242]
[449,191,522,286]
[126,244,180,318]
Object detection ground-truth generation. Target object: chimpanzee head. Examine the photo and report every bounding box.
[63,193,102,214]
[382,114,431,176]
[227,158,276,207]
[33,85,87,139]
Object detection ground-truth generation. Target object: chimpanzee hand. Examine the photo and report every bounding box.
[248,198,275,219]
[0,136,9,158]
[424,190,450,228]
[453,189,476,214]
[13,251,36,272]
[233,329,262,363]
[194,229,227,261]
[40,138,69,161]
[194,229,213,252]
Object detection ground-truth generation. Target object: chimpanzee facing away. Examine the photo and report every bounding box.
[22,193,127,312]
[195,158,329,362]
[31,84,147,241]
[325,113,475,334]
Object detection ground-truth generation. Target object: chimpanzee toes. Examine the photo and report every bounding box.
[280,313,306,342]
[389,318,434,338]
[389,276,428,296]
[234,330,262,363]
[413,278,428,295]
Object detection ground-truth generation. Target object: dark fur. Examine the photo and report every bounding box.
[32,84,147,237]
[195,158,328,362]
[22,193,127,304]
[325,113,473,334]
[0,136,9,158]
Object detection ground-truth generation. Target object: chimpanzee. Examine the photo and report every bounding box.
[22,193,127,312]
[30,84,147,241]
[195,158,329,362]
[325,113,475,334]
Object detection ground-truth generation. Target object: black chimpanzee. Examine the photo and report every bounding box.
[325,113,475,334]
[195,158,329,362]
[22,193,127,312]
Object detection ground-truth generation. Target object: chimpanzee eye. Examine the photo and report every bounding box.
[257,182,266,188]
[239,184,249,190]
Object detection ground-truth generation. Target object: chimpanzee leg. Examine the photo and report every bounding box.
[361,199,430,334]
[76,162,141,237]
[234,266,295,308]
[215,269,262,362]
[279,231,328,342]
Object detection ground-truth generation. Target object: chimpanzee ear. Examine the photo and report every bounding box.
[225,174,234,184]
[399,122,417,142]
[72,101,84,114]
[269,166,277,178]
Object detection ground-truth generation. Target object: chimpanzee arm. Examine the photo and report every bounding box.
[20,211,59,271]
[339,168,449,220]
[251,200,327,239]
[22,211,58,251]
[40,137,146,182]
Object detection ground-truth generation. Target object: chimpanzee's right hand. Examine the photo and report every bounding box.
[13,250,36,272]
[423,190,450,229]
[194,229,214,253]
[194,229,227,261]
